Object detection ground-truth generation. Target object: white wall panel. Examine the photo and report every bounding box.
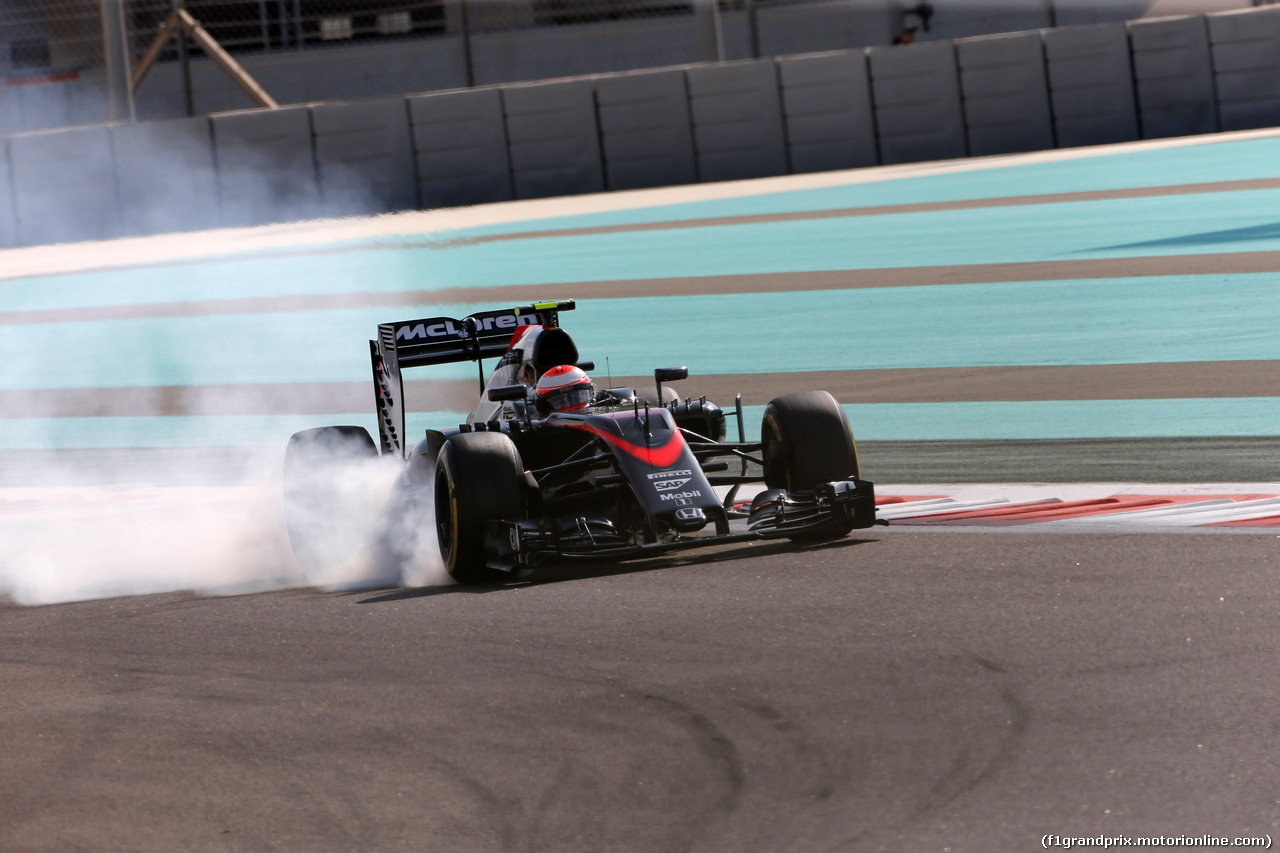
[210,106,321,227]
[409,88,512,209]
[957,32,1054,156]
[595,68,697,192]
[8,125,120,246]
[777,50,877,173]
[112,117,220,237]
[1208,6,1280,132]
[1130,14,1218,139]
[686,59,788,183]
[868,41,967,165]
[1043,23,1139,148]
[502,78,604,200]
[311,97,417,215]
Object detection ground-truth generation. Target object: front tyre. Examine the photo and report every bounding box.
[761,391,860,541]
[435,432,527,584]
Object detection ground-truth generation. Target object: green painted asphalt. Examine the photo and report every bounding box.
[0,139,1278,314]
[452,134,1280,236]
[4,134,1280,451]
[8,397,1280,450]
[4,275,1279,390]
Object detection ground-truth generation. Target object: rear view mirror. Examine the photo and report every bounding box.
[487,384,526,402]
[654,367,688,406]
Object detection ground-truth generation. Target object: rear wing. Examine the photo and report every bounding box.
[370,300,575,457]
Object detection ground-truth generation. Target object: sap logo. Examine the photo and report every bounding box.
[659,490,701,502]
[648,469,692,480]
[652,478,691,492]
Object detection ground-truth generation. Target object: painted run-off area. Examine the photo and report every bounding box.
[2,130,1280,450]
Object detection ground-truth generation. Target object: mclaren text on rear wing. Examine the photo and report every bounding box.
[369,300,575,456]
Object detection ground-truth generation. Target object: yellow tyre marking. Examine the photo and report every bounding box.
[763,412,789,491]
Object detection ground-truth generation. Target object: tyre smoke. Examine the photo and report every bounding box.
[0,447,450,607]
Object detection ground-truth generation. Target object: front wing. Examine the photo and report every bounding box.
[483,477,881,573]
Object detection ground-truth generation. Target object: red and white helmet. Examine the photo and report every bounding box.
[536,365,594,412]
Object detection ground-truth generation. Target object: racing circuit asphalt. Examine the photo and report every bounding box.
[4,531,1280,852]
[7,134,1280,851]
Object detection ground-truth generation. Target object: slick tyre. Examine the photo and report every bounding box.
[761,391,860,541]
[435,432,526,584]
[283,425,380,575]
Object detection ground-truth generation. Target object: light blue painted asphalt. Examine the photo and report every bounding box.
[9,398,1280,449]
[4,275,1278,390]
[452,135,1280,237]
[6,134,1280,449]
[3,184,1280,313]
[0,412,467,450]
[833,398,1280,442]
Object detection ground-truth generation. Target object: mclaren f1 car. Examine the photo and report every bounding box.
[283,300,882,584]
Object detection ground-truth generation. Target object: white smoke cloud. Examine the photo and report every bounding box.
[0,446,450,607]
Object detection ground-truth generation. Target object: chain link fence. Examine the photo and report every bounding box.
[1,0,1273,131]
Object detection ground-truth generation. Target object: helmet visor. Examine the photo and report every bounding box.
[548,386,593,411]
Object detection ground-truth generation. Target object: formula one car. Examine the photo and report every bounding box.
[283,299,881,584]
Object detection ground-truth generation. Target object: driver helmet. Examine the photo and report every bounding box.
[536,365,594,413]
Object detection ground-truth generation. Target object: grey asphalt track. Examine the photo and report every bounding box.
[4,531,1280,852]
[8,147,1280,853]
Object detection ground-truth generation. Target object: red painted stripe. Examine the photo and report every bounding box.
[892,493,1280,525]
[1205,514,1280,527]
[565,421,687,467]
[891,498,1059,521]
[875,495,944,506]
[7,71,79,86]
[1121,493,1277,503]
[948,497,1174,522]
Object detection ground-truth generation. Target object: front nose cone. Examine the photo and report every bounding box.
[671,506,708,532]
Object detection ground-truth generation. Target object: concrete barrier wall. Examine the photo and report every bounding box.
[957,32,1054,156]
[502,78,604,200]
[0,147,16,248]
[595,68,697,192]
[210,105,320,228]
[7,0,1224,138]
[754,2,897,59]
[311,97,418,215]
[868,40,967,165]
[131,37,468,121]
[687,59,788,183]
[1208,6,1280,132]
[1130,15,1218,139]
[409,88,512,209]
[1043,22,1139,148]
[112,117,220,237]
[777,50,877,174]
[472,17,705,87]
[8,125,120,246]
[8,6,1280,248]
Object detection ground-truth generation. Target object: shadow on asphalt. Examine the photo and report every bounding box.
[355,535,881,604]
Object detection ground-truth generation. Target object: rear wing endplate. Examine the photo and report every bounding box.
[369,300,575,457]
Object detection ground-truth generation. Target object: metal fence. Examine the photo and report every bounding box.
[2,0,1277,122]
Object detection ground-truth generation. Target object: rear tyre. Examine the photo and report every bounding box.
[761,391,860,541]
[435,432,527,584]
[283,425,379,574]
